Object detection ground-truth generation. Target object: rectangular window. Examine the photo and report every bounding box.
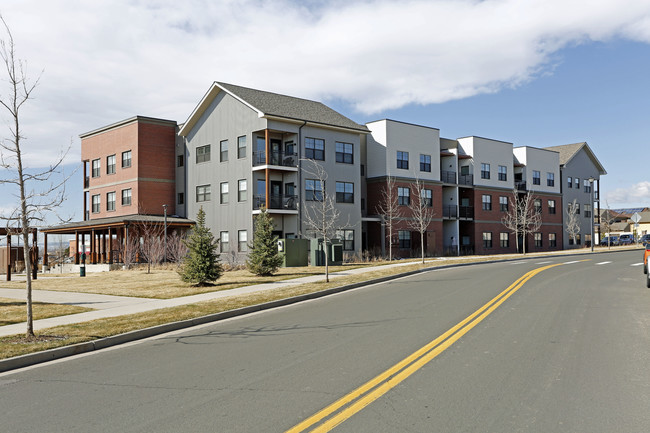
[549,233,557,247]
[534,199,542,214]
[584,204,591,218]
[576,234,581,245]
[121,188,132,206]
[397,151,409,169]
[91,194,100,213]
[335,142,353,164]
[398,187,410,206]
[121,150,132,168]
[482,194,492,211]
[481,163,490,179]
[305,179,323,201]
[335,181,354,203]
[92,159,100,178]
[305,137,325,160]
[498,165,507,181]
[106,155,116,175]
[238,230,247,252]
[178,192,184,205]
[196,145,210,163]
[483,232,493,248]
[584,179,591,193]
[547,172,555,187]
[421,189,433,207]
[177,154,184,167]
[220,140,228,162]
[499,196,508,212]
[548,200,556,214]
[220,231,229,253]
[575,177,580,189]
[533,170,541,185]
[575,203,580,215]
[220,182,229,204]
[500,232,509,248]
[238,179,247,202]
[196,184,211,202]
[106,192,116,212]
[420,154,431,172]
[336,229,355,251]
[398,230,411,249]
[567,176,573,188]
[237,136,246,159]
[534,232,542,247]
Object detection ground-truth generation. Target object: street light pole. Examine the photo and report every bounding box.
[163,204,168,263]
[588,177,595,252]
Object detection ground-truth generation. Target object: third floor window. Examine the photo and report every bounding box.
[106,155,116,175]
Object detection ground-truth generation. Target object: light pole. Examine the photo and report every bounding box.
[163,204,168,263]
[588,177,595,252]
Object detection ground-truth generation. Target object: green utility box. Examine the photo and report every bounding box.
[310,238,343,266]
[278,238,309,267]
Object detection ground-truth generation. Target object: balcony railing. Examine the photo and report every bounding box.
[252,150,298,167]
[458,174,473,186]
[441,170,456,184]
[443,205,458,219]
[458,205,474,219]
[515,181,527,191]
[253,194,298,210]
[84,177,90,188]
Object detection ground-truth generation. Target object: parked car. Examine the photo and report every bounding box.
[640,234,650,246]
[600,235,619,246]
[618,234,635,245]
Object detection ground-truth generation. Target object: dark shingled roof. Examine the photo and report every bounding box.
[42,214,194,234]
[544,142,607,175]
[217,82,369,133]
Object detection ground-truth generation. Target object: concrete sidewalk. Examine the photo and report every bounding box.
[0,259,439,337]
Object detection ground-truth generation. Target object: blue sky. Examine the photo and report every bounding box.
[1,0,649,226]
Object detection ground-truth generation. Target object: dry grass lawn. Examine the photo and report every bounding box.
[0,297,92,326]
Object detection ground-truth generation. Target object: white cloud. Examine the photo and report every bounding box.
[0,0,650,168]
[605,181,650,206]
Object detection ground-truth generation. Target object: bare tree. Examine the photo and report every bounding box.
[167,230,189,264]
[120,232,139,269]
[565,199,581,247]
[501,189,541,254]
[137,220,165,273]
[0,16,72,337]
[407,178,436,263]
[598,204,616,249]
[375,175,402,261]
[301,159,347,282]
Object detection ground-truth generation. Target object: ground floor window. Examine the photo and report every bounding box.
[398,230,411,249]
[336,229,355,251]
[500,232,509,248]
[549,233,557,247]
[534,232,542,247]
[483,232,492,248]
[220,231,229,253]
[238,230,247,252]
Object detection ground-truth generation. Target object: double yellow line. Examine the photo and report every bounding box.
[286,262,564,433]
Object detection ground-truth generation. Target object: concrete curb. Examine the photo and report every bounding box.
[0,248,634,373]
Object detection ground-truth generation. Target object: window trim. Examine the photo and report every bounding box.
[305,137,325,161]
[335,181,354,203]
[196,144,211,163]
[335,142,353,164]
[196,184,211,202]
[121,150,132,168]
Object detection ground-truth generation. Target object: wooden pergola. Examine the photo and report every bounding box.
[41,214,194,266]
[0,227,39,281]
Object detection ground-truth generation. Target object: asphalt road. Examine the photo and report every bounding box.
[2,250,649,432]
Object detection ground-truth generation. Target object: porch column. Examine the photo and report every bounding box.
[81,233,85,264]
[43,233,48,267]
[90,229,96,264]
[107,227,113,264]
[75,231,79,264]
[6,234,10,282]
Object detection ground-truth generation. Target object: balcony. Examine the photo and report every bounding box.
[515,181,527,191]
[84,177,90,189]
[253,194,298,211]
[252,150,298,168]
[441,170,457,184]
[443,205,458,219]
[458,206,474,220]
[458,174,473,186]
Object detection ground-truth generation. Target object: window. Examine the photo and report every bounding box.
[584,179,591,193]
[547,172,555,187]
[500,232,509,248]
[534,199,542,214]
[91,194,100,213]
[106,155,116,175]
[549,233,557,247]
[92,159,100,178]
[305,179,323,201]
[398,230,411,249]
[196,184,211,202]
[498,165,507,181]
[420,154,431,172]
[397,151,409,169]
[177,154,184,167]
[106,192,116,212]
[121,188,132,206]
[335,142,353,164]
[576,234,581,245]
[548,200,556,214]
[574,177,580,189]
[499,196,508,212]
[421,189,433,207]
[220,182,229,204]
[481,163,490,179]
[122,150,132,168]
[238,230,247,252]
[237,179,247,202]
[575,203,580,215]
[305,137,325,160]
[196,145,210,163]
[398,187,410,206]
[482,194,492,211]
[483,232,493,248]
[584,204,591,218]
[533,170,541,185]
[534,233,542,247]
[177,192,184,205]
[336,181,354,203]
[336,229,355,251]
[567,176,573,188]
[220,231,229,253]
[237,136,246,159]
[220,140,228,162]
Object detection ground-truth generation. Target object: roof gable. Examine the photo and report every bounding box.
[544,142,607,175]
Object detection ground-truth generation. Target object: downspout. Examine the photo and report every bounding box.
[298,121,307,237]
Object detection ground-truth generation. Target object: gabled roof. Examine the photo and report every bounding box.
[544,142,607,175]
[179,82,369,136]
